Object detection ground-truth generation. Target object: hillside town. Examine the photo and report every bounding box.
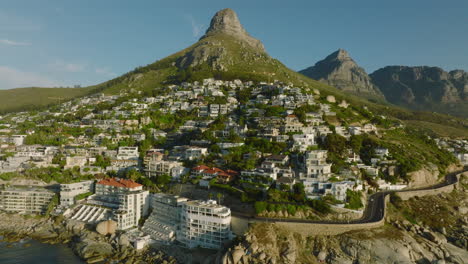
[0,78,464,251]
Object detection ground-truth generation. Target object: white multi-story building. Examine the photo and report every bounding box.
[184,147,208,160]
[142,195,232,249]
[59,180,95,207]
[300,150,332,181]
[117,147,139,160]
[142,193,188,243]
[179,200,232,249]
[292,133,316,152]
[71,178,149,230]
[0,186,55,214]
[145,159,186,179]
[10,135,27,146]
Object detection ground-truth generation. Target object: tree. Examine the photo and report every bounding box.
[359,136,379,165]
[125,169,143,181]
[156,174,172,186]
[344,189,363,209]
[349,135,363,153]
[94,155,110,169]
[323,134,347,156]
[292,183,306,203]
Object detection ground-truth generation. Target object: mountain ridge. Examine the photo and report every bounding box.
[299,49,468,118]
[370,66,468,118]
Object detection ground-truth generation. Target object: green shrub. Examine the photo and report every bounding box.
[345,189,363,209]
[254,201,267,214]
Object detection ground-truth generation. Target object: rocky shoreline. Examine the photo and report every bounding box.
[0,213,176,264]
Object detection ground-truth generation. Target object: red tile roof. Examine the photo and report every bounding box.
[193,165,210,171]
[212,167,224,173]
[226,169,239,175]
[97,178,142,189]
[192,165,238,177]
[203,169,218,175]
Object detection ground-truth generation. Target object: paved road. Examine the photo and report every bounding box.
[231,168,467,225]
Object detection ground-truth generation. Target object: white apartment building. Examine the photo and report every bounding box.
[145,160,185,178]
[0,186,55,214]
[292,133,316,152]
[71,178,149,230]
[59,180,95,207]
[142,193,188,243]
[10,135,27,146]
[117,147,139,160]
[184,147,208,160]
[300,150,332,181]
[282,115,304,133]
[142,195,232,249]
[179,200,232,249]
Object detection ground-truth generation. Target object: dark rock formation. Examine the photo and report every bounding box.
[370,66,468,117]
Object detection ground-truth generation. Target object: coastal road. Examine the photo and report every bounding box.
[231,168,467,225]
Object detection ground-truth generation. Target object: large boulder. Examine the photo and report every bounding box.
[96,220,117,236]
[231,246,245,264]
[118,234,130,247]
[66,220,85,234]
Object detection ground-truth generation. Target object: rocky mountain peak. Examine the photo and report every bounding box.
[201,8,265,52]
[329,48,351,61]
[299,49,384,99]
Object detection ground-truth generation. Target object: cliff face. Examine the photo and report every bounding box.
[199,8,265,52]
[299,49,384,99]
[370,66,468,117]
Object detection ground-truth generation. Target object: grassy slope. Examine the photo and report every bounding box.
[88,34,334,94]
[0,87,93,114]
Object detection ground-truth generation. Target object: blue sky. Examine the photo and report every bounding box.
[1,0,467,89]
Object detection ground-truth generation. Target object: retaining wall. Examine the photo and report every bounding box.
[398,184,456,200]
[398,172,464,201]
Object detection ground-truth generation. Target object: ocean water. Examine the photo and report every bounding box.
[0,238,84,264]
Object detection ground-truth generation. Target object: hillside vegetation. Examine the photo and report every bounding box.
[0,87,93,114]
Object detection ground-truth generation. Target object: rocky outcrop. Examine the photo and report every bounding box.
[200,8,265,52]
[175,8,267,72]
[370,66,468,117]
[0,213,175,263]
[300,49,384,98]
[407,163,440,188]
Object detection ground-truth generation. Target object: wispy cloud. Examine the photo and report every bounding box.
[95,67,117,77]
[0,66,61,89]
[187,15,204,38]
[0,39,30,46]
[48,60,86,73]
